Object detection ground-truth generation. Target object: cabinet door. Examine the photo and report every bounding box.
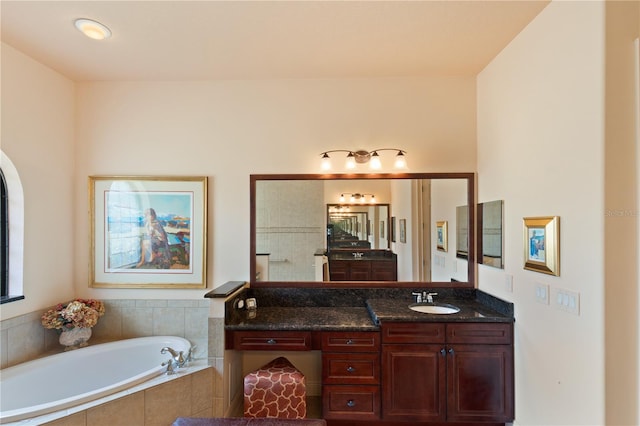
[349,261,371,280]
[370,261,397,281]
[382,344,446,422]
[446,344,514,423]
[329,261,349,281]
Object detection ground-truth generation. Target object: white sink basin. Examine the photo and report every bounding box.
[409,303,460,314]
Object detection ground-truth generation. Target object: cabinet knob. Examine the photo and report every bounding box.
[448,348,455,355]
[346,339,354,345]
[440,348,446,356]
[266,339,276,345]
[346,400,356,408]
[346,366,356,373]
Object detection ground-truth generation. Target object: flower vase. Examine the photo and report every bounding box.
[59,327,92,350]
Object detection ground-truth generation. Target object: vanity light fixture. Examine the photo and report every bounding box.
[74,18,112,40]
[339,193,376,204]
[320,149,408,171]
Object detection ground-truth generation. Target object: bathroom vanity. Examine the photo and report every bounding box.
[224,287,514,426]
[327,249,397,281]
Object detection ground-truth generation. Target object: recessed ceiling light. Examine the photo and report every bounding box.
[74,18,111,40]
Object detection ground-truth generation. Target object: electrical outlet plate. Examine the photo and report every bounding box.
[534,282,549,304]
[553,288,580,315]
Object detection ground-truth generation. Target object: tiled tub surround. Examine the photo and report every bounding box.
[0,298,230,424]
[0,299,210,369]
[1,336,192,423]
[36,364,213,426]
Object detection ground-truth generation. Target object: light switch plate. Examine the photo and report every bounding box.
[553,288,580,315]
[505,274,513,293]
[534,282,549,304]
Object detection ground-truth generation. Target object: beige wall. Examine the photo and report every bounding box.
[604,1,640,425]
[478,1,607,424]
[1,48,477,315]
[1,44,76,321]
[73,78,477,301]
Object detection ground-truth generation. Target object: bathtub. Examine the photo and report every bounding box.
[0,335,192,423]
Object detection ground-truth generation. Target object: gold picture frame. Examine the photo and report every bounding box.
[436,220,448,252]
[90,176,208,288]
[523,216,560,276]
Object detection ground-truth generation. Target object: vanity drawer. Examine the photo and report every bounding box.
[446,323,512,345]
[321,331,380,352]
[323,353,380,385]
[381,322,446,344]
[322,385,380,420]
[232,331,312,351]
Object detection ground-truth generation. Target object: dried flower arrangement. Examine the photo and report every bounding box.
[41,299,106,331]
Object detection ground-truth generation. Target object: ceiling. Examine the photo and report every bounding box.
[0,1,549,82]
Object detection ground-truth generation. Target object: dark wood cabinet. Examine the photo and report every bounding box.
[226,321,513,424]
[321,331,381,421]
[328,259,397,281]
[446,344,514,423]
[382,343,447,422]
[381,322,514,424]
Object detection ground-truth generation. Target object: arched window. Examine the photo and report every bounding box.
[1,170,7,298]
[0,152,25,304]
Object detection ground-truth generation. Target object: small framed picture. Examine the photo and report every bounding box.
[436,220,448,252]
[399,219,407,243]
[523,216,560,276]
[391,216,397,243]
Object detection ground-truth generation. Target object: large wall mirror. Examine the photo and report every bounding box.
[250,173,475,288]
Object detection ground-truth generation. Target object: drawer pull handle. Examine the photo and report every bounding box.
[267,339,277,345]
[346,366,356,373]
[346,400,356,408]
[346,339,354,345]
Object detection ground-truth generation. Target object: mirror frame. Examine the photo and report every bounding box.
[250,173,476,289]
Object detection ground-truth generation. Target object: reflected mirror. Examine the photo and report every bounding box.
[250,173,475,288]
[477,200,504,269]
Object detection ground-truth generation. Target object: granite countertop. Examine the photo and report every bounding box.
[225,306,379,331]
[365,298,514,324]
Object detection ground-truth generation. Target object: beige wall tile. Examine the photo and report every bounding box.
[7,320,44,366]
[191,367,213,414]
[152,307,185,337]
[86,392,144,426]
[190,407,213,418]
[144,375,192,425]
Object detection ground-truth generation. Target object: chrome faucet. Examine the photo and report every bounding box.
[161,346,186,367]
[412,291,438,304]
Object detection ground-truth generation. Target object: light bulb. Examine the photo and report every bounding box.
[370,195,376,203]
[339,194,345,202]
[74,18,111,40]
[369,152,382,170]
[394,151,408,169]
[345,152,356,169]
[321,153,332,171]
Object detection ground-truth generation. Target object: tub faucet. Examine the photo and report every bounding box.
[161,346,186,367]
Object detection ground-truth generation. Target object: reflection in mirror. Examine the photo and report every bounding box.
[478,200,504,269]
[251,173,475,288]
[327,204,390,249]
[456,205,469,259]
